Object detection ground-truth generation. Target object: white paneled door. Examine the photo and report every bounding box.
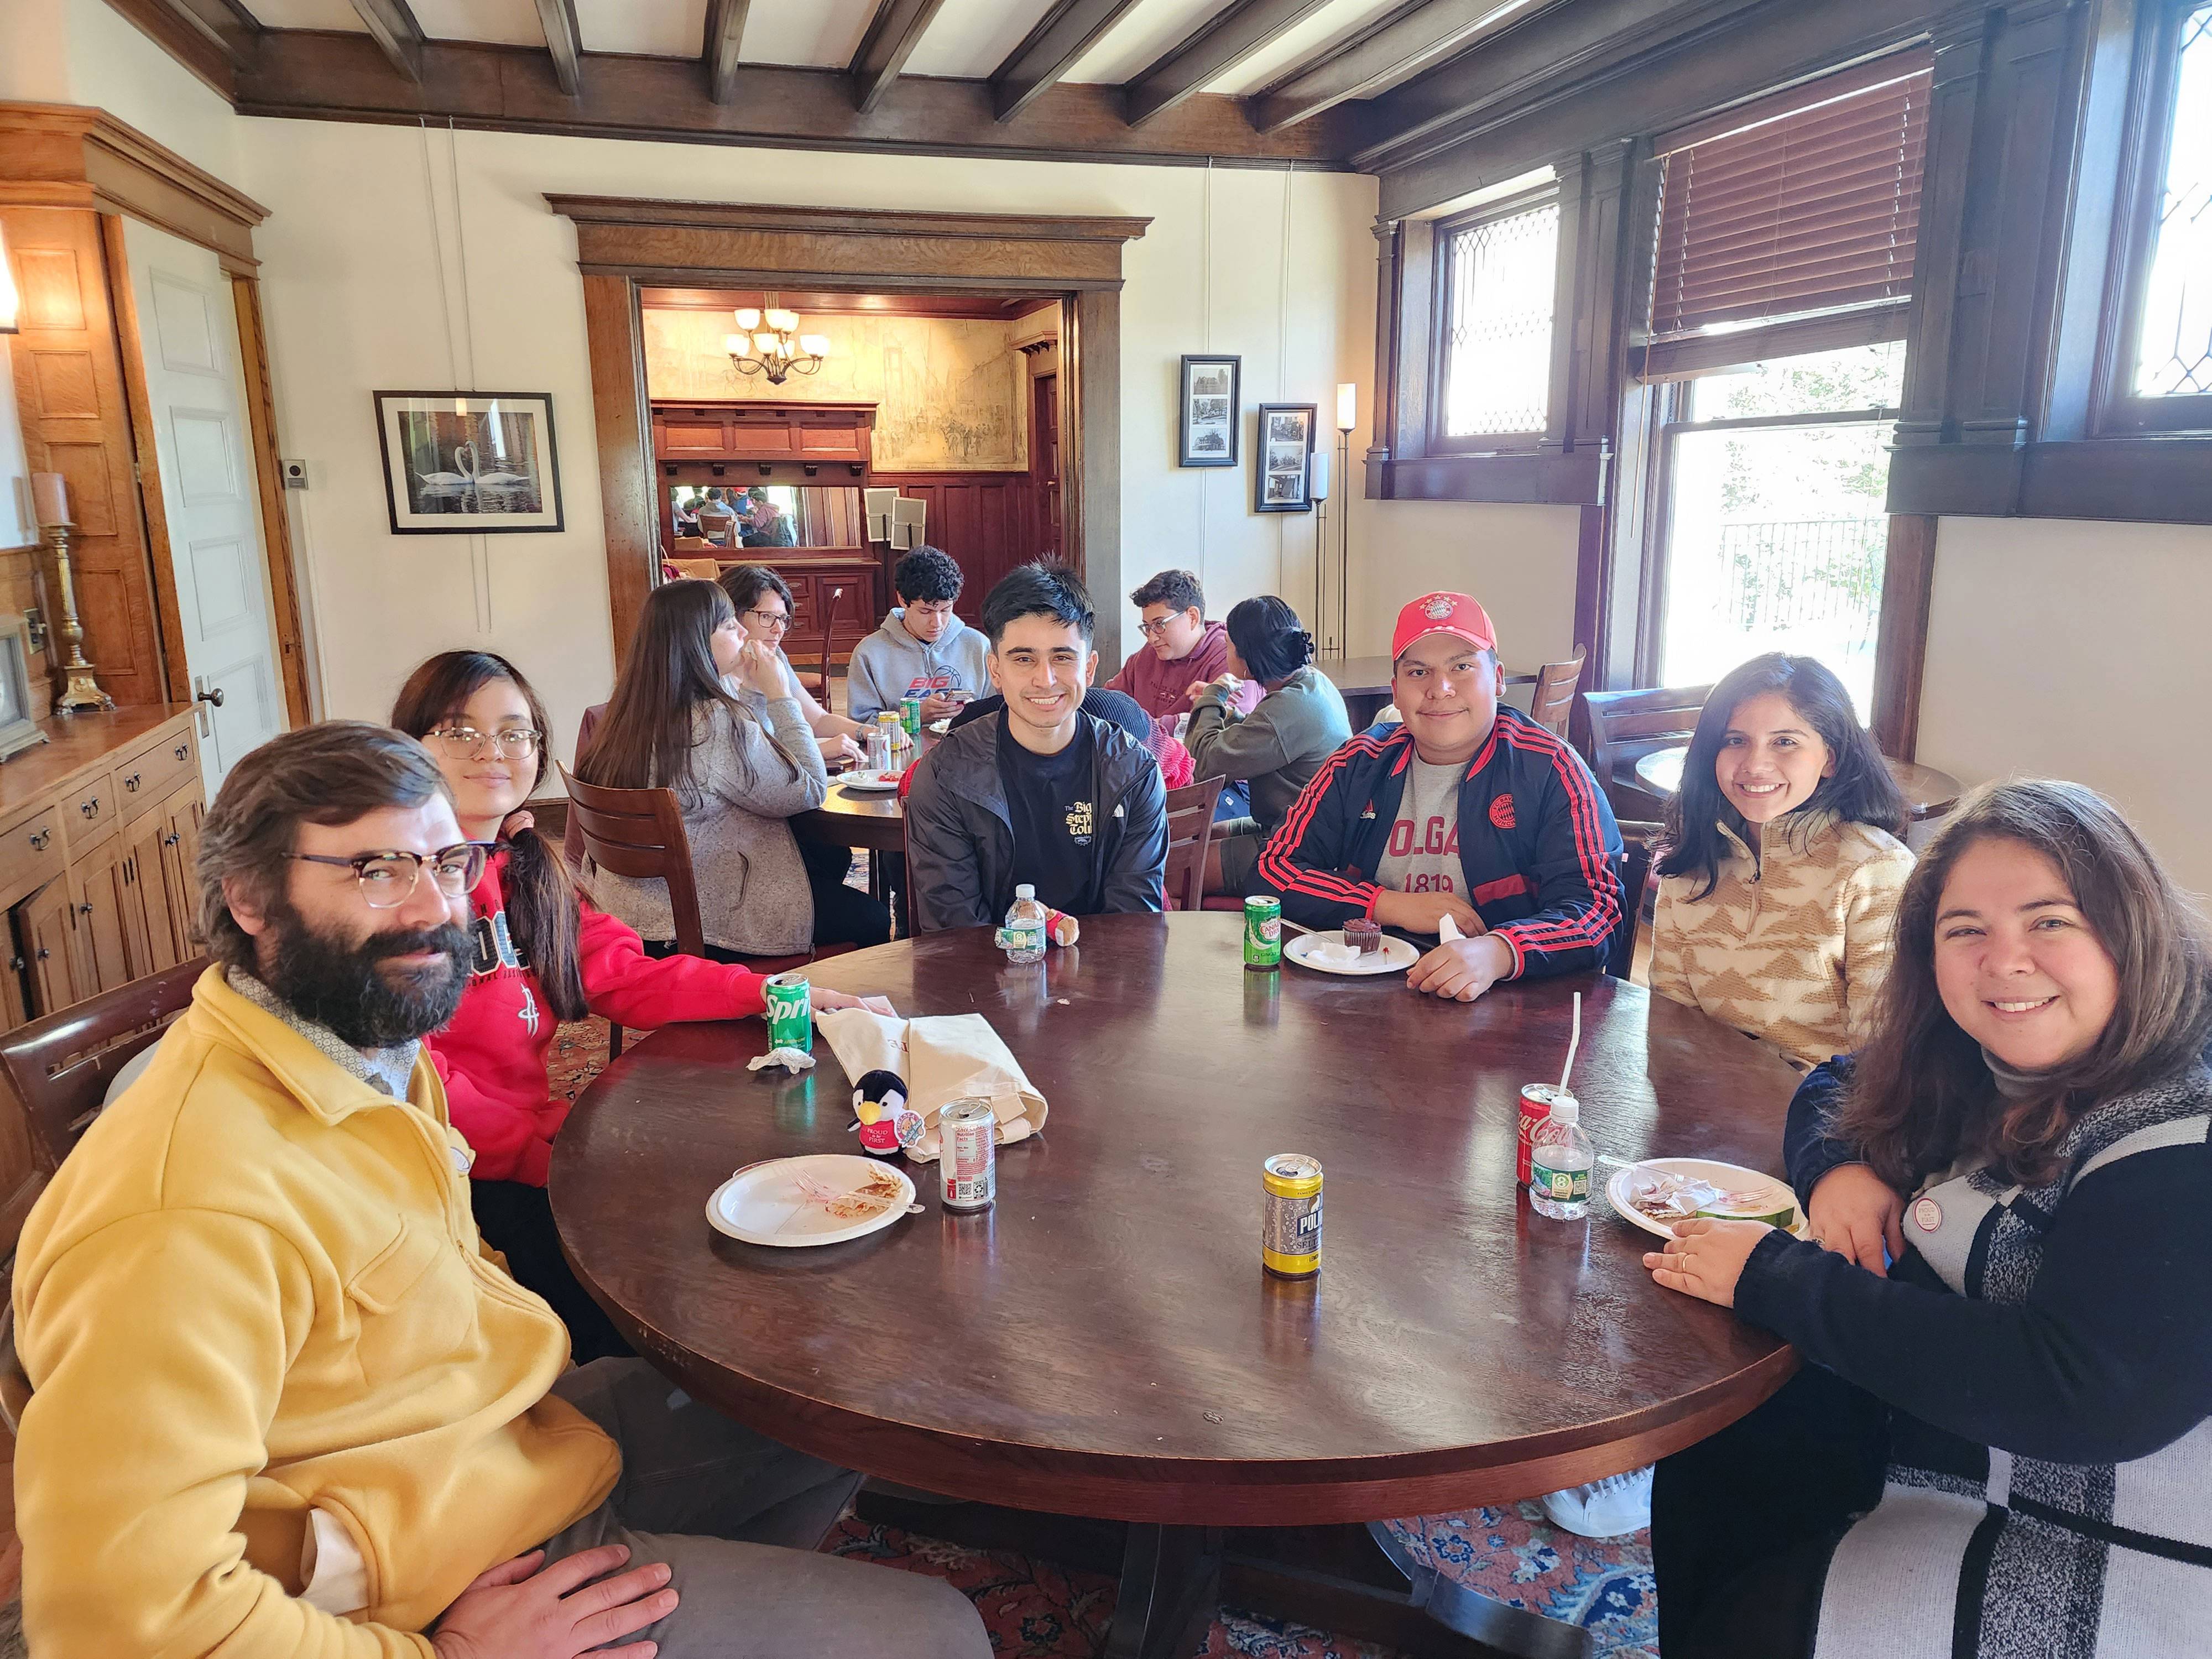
[121,217,285,795]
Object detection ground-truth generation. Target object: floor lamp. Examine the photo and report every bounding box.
[1329,383,1356,658]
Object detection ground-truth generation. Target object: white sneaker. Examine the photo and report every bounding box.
[1538,1466,1652,1538]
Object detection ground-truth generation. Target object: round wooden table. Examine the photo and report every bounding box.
[553,913,1802,1656]
[1634,743,1963,820]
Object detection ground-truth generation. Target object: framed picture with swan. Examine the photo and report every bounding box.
[373,391,565,534]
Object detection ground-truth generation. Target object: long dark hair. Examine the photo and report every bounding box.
[1840,781,2212,1190]
[1225,596,1314,685]
[390,652,588,1023]
[578,579,751,797]
[1659,654,1906,899]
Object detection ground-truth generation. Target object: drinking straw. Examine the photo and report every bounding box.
[1559,991,1582,1094]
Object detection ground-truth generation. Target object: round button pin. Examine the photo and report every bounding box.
[1912,1196,1943,1232]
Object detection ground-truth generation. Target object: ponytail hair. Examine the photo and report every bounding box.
[1224,595,1315,685]
[390,651,589,1023]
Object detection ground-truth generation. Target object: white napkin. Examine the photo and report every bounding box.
[747,1047,816,1074]
[1439,914,1465,943]
[814,1007,1048,1162]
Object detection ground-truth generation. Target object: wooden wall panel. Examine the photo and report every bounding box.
[869,471,1043,603]
[2,207,168,707]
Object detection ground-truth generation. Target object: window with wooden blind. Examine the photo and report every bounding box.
[1644,55,1932,378]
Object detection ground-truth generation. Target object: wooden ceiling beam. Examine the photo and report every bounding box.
[230,33,1353,166]
[348,0,425,85]
[990,0,1145,123]
[1248,0,1556,133]
[1122,0,1334,128]
[849,0,949,116]
[531,0,583,97]
[703,0,748,106]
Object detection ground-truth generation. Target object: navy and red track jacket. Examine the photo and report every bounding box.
[1254,706,1625,979]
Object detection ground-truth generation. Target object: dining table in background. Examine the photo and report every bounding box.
[1633,744,1965,821]
[551,911,1806,1659]
[795,724,934,927]
[1319,654,1539,730]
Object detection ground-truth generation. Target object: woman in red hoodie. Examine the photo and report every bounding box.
[393,651,866,1359]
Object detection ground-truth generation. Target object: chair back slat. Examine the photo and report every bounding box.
[560,765,708,958]
[0,956,208,1186]
[1527,645,1587,741]
[1606,820,1665,981]
[1162,776,1226,913]
[1579,683,1713,816]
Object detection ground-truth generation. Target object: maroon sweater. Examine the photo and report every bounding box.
[1104,620,1264,723]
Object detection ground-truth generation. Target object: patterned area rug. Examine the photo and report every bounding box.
[547,1016,1658,1656]
[824,1506,1656,1658]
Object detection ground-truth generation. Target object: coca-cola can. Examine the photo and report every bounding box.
[940,1097,997,1212]
[1518,1084,1574,1186]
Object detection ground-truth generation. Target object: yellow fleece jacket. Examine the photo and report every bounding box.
[11,967,619,1658]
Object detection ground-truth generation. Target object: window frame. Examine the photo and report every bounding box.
[2095,0,2212,435]
[1425,182,1566,457]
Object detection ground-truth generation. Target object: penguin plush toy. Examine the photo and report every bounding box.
[853,1070,924,1157]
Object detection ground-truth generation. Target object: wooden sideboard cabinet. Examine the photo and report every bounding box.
[0,708,206,1030]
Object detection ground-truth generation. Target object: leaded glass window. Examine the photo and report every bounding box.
[1437,199,1561,439]
[2133,3,2212,397]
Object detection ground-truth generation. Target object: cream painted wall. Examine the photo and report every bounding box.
[0,0,242,184]
[234,119,1382,768]
[1917,516,2212,900]
[1346,500,1582,666]
[0,343,33,550]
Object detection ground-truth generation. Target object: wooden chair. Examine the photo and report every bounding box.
[1579,683,1713,821]
[666,557,723,581]
[1608,821,1665,982]
[560,702,607,869]
[672,536,711,553]
[1162,776,1226,912]
[0,956,207,1181]
[787,583,846,705]
[1526,645,1587,742]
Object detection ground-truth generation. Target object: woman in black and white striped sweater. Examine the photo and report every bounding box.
[1645,779,2212,1659]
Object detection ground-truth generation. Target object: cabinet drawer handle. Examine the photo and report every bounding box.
[125,774,142,792]
[77,902,92,917]
[35,947,48,962]
[28,831,49,851]
[164,832,181,847]
[175,744,190,761]
[81,798,100,817]
[7,956,20,972]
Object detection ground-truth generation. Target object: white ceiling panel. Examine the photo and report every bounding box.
[1062,0,1239,84]
[902,0,1058,79]
[739,0,879,67]
[241,0,366,30]
[409,0,544,47]
[1211,0,1406,96]
[576,0,708,58]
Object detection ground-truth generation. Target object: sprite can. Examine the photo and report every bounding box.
[764,971,812,1053]
[900,695,924,737]
[1244,894,1283,970]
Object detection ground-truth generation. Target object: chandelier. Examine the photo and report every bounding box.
[725,300,829,385]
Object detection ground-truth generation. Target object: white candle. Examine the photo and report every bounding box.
[30,472,69,529]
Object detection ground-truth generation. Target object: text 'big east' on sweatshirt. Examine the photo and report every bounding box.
[844,607,992,722]
[425,846,766,1186]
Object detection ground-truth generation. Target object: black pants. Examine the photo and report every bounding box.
[471,1177,634,1364]
[1652,1363,1889,1659]
[799,835,891,948]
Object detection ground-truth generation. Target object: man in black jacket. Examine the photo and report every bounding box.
[1255,592,1623,1000]
[906,564,1168,932]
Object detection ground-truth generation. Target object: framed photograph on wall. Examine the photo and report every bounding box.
[0,614,48,761]
[1254,403,1316,513]
[374,391,565,534]
[1179,355,1240,468]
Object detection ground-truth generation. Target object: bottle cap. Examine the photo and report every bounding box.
[1015,884,1036,899]
[1548,1098,1578,1126]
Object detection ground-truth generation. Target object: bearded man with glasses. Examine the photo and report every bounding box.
[4,721,989,1659]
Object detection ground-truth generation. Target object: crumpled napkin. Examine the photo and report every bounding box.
[747,1047,816,1074]
[813,1008,1047,1163]
[1439,914,1465,944]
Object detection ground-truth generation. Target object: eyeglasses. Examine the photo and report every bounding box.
[1138,615,1186,638]
[426,726,541,760]
[745,609,792,633]
[286,843,488,909]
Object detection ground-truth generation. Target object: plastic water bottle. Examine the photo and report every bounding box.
[1000,884,1047,964]
[1528,1096,1593,1219]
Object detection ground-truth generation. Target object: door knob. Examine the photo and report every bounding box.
[196,686,226,708]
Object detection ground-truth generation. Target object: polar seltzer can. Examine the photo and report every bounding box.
[1244,894,1283,970]
[1518,1083,1573,1186]
[900,695,924,737]
[1261,1153,1323,1279]
[764,971,812,1054]
[940,1098,998,1212]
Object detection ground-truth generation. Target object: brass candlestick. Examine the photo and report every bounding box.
[40,521,115,714]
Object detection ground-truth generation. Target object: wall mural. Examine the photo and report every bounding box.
[644,309,1045,472]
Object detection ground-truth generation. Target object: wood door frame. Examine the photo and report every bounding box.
[551,197,1145,675]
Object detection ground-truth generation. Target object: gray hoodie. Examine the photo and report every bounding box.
[845,608,991,721]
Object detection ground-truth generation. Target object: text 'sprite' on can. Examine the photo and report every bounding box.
[940,1098,998,1212]
[1518,1083,1574,1185]
[1244,894,1283,970]
[763,971,812,1053]
[900,695,924,737]
[1261,1153,1323,1279]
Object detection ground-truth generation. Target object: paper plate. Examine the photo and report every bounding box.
[706,1155,916,1248]
[1606,1157,1808,1240]
[837,771,903,794]
[1284,930,1421,975]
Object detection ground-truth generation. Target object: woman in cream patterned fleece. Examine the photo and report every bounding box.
[1650,653,1913,1067]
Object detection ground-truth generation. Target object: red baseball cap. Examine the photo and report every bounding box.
[1391,592,1497,662]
